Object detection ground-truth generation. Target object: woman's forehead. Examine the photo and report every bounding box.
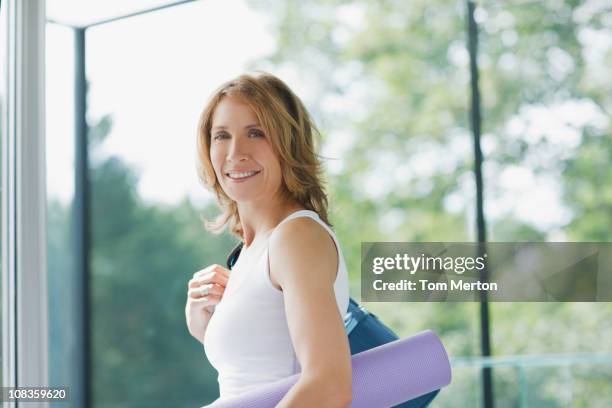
[212,96,260,126]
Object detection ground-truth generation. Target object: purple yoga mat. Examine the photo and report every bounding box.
[204,330,451,408]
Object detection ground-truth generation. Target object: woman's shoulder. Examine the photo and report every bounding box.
[268,214,339,284]
[271,211,333,248]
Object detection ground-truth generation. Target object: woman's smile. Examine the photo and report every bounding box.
[226,170,262,182]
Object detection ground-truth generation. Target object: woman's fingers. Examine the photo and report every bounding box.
[189,265,229,289]
[188,272,227,289]
[193,264,230,280]
[189,294,221,306]
[192,265,213,279]
[188,283,222,299]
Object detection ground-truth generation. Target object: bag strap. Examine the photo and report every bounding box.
[226,242,244,270]
[344,298,374,334]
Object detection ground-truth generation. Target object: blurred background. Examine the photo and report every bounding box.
[2,0,612,406]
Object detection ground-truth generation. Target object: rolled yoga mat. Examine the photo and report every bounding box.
[204,330,451,408]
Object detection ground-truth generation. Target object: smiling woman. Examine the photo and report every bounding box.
[187,73,352,407]
[196,73,330,239]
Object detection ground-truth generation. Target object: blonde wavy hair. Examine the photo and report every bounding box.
[196,72,331,238]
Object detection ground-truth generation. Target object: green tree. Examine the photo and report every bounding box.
[47,114,237,407]
[89,115,238,406]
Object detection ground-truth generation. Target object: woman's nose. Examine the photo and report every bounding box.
[227,138,249,162]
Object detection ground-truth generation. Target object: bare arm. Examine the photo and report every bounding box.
[270,219,352,408]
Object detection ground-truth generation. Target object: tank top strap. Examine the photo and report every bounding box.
[275,209,321,229]
[269,209,334,242]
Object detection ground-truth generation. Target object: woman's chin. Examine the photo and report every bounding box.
[226,190,262,204]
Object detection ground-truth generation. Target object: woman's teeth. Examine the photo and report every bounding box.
[227,171,260,180]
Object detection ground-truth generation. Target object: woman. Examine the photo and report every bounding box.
[185,72,352,407]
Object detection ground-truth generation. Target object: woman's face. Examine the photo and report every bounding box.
[210,96,284,204]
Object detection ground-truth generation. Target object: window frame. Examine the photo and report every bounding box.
[2,0,49,403]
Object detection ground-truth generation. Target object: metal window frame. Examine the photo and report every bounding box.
[47,2,199,405]
[466,1,494,406]
[2,1,49,407]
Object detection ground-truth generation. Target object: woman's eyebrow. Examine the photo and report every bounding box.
[212,124,261,130]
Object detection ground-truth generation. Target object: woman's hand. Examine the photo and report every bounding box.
[185,264,230,344]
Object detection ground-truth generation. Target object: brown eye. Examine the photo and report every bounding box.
[249,130,264,138]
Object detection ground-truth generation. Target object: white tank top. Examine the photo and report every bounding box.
[203,209,350,400]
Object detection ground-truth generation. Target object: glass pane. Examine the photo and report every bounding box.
[479,0,612,352]
[477,1,612,405]
[44,0,611,406]
[246,0,480,359]
[86,1,271,405]
[479,1,612,243]
[45,22,82,407]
